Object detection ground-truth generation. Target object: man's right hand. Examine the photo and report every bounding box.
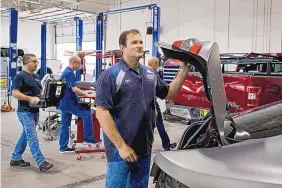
[118,143,138,162]
[29,96,40,104]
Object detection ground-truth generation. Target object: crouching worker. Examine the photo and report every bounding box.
[10,53,54,172]
[58,55,98,153]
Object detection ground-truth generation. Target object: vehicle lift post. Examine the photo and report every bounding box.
[40,22,47,80]
[1,8,18,112]
[95,3,161,81]
[74,17,83,82]
[44,17,84,81]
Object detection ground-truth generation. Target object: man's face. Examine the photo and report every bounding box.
[152,61,159,71]
[121,33,144,59]
[73,58,81,70]
[26,56,38,72]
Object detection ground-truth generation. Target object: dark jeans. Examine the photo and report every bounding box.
[155,101,171,149]
[59,104,94,151]
[12,112,45,166]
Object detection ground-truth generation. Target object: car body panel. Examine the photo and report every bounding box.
[152,134,282,188]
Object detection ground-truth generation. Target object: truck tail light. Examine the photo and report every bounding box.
[247,86,261,106]
[172,40,183,48]
[172,39,202,55]
[189,43,202,55]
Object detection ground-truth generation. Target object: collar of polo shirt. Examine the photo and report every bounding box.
[120,58,142,74]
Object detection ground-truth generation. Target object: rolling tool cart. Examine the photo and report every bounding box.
[72,96,106,160]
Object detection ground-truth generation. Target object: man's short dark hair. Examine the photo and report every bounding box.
[119,29,141,47]
[23,53,36,65]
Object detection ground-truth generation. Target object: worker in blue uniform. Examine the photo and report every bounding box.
[10,53,54,172]
[58,56,98,153]
[148,57,177,151]
[95,29,191,188]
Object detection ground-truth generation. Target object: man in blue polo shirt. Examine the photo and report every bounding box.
[58,56,97,153]
[95,29,191,188]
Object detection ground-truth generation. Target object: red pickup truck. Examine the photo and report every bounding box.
[162,50,282,122]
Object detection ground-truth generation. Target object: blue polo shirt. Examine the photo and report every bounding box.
[58,66,79,110]
[94,59,169,162]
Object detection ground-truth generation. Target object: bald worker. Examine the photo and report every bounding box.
[58,56,98,153]
[148,57,177,151]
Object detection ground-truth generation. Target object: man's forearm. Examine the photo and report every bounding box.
[96,107,126,149]
[12,90,31,101]
[166,66,189,99]
[73,87,89,96]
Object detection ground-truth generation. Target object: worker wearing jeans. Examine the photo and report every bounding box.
[155,101,177,150]
[10,53,53,172]
[95,29,190,188]
[58,56,97,153]
[148,57,177,151]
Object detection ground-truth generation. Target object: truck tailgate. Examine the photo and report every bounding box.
[248,76,282,107]
[173,73,251,111]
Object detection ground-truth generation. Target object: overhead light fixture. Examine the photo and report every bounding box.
[23,0,41,5]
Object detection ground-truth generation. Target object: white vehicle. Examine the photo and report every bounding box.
[1,47,61,76]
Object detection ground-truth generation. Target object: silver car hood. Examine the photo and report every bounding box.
[153,135,282,188]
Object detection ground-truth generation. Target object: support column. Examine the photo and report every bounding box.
[152,6,160,58]
[8,8,18,95]
[95,13,104,81]
[40,22,47,80]
[75,17,83,81]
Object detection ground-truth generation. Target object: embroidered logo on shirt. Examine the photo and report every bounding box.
[147,74,155,80]
[124,79,131,84]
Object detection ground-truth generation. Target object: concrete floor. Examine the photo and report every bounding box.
[1,101,187,188]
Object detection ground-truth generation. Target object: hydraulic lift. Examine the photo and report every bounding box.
[1,8,18,112]
[0,8,85,112]
[95,3,160,80]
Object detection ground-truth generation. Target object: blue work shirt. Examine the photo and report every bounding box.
[58,67,79,110]
[94,59,169,162]
[12,71,42,113]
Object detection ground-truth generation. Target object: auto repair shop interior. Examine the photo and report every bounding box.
[1,0,282,187]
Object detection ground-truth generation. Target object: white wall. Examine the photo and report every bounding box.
[105,0,153,61]
[105,0,282,54]
[0,18,55,59]
[55,18,96,44]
